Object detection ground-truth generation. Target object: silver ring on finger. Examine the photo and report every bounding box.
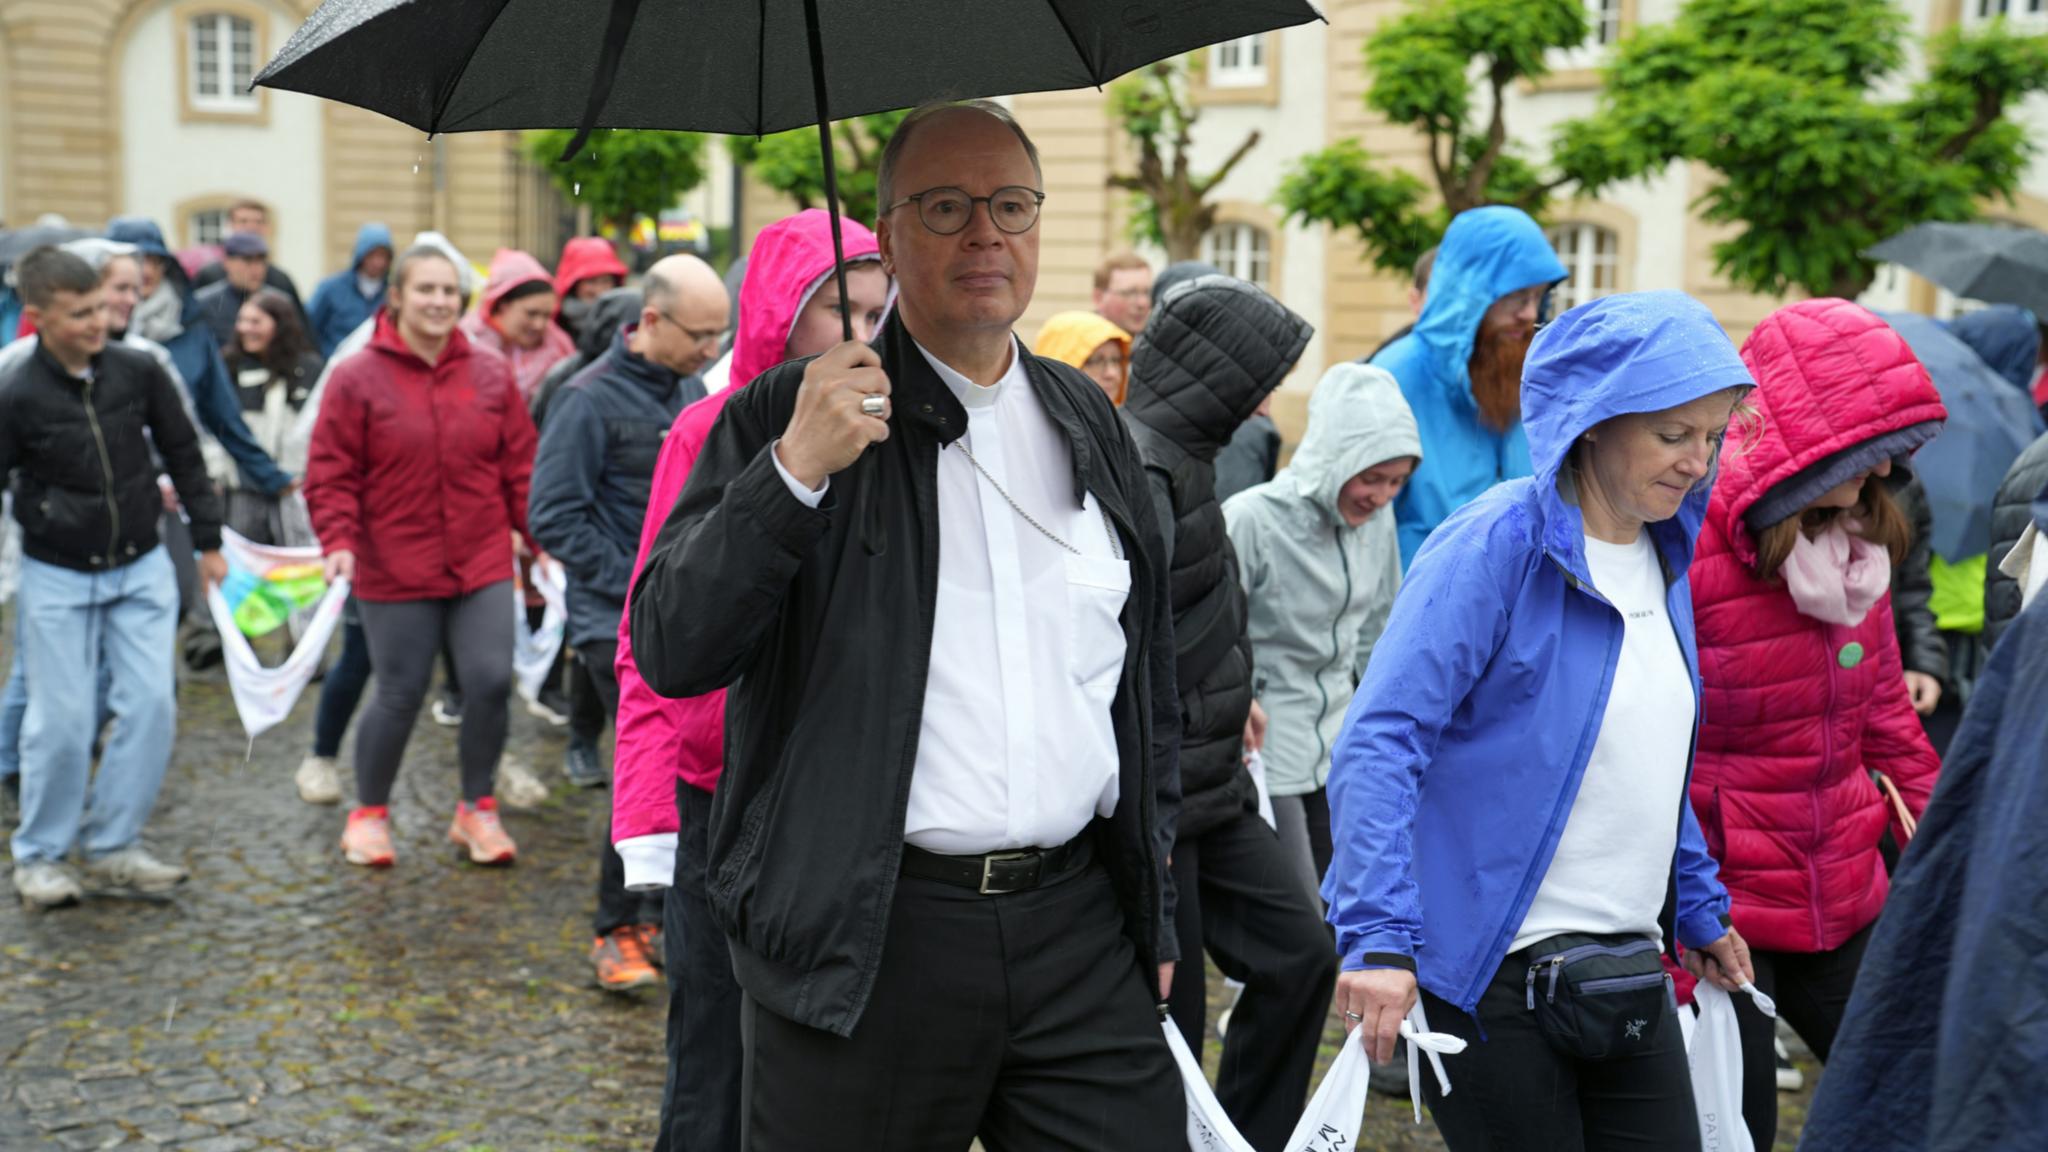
[1343,1010,1364,1021]
[860,395,887,418]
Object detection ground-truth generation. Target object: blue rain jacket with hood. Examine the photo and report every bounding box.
[1371,206,1566,568]
[1797,503,2048,1151]
[1323,291,1742,1013]
[104,216,291,494]
[306,223,392,357]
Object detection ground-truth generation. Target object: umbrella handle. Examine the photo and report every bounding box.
[802,0,856,347]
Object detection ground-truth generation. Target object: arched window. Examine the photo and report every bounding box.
[1201,223,1272,289]
[188,12,259,113]
[1546,222,1620,314]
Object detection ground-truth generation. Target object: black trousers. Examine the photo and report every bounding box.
[653,782,742,1152]
[740,852,1185,1151]
[1420,951,1701,1152]
[1167,808,1338,1151]
[1734,923,1874,1150]
[581,640,662,937]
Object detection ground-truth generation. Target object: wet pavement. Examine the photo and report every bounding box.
[0,616,1815,1150]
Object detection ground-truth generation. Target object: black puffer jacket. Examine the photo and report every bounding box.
[1891,476,1948,683]
[1985,431,2048,653]
[531,287,643,429]
[1123,275,1312,841]
[0,340,222,571]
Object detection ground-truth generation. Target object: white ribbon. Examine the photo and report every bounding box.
[1401,1002,1469,1124]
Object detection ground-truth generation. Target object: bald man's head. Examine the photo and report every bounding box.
[634,254,730,376]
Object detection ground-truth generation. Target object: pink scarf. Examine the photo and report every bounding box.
[1781,521,1890,626]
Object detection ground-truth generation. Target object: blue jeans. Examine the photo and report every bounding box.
[0,630,111,784]
[13,546,179,863]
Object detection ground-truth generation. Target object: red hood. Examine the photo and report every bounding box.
[730,210,881,393]
[552,236,629,300]
[1715,298,1947,564]
[476,248,555,318]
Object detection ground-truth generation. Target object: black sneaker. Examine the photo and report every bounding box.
[564,739,606,789]
[431,689,464,728]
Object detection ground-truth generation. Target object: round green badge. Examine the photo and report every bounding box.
[1837,642,1864,669]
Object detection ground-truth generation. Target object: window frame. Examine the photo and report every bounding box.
[1545,221,1622,315]
[1208,34,1269,89]
[177,3,269,124]
[1963,0,2048,26]
[1201,222,1274,290]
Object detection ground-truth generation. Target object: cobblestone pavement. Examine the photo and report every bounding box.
[0,620,1815,1151]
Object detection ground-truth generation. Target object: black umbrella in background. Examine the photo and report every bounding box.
[1866,222,2048,319]
[257,0,1326,341]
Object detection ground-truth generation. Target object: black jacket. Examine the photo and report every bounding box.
[530,328,698,648]
[1891,476,1948,683]
[628,313,1181,1037]
[194,261,306,325]
[1985,431,2048,653]
[1213,413,1281,506]
[1123,275,1311,841]
[0,340,222,571]
[531,288,644,430]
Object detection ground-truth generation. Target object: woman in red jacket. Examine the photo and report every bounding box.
[1690,298,1946,1148]
[307,245,539,870]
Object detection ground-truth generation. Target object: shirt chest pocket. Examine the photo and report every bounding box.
[1064,554,1130,697]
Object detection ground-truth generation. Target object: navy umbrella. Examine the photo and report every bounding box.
[1881,311,2045,562]
[1867,223,2048,319]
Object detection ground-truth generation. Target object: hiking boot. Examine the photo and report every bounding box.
[527,686,572,727]
[341,807,396,868]
[295,755,342,805]
[592,927,661,992]
[431,689,464,728]
[448,799,517,865]
[497,757,549,810]
[564,739,606,789]
[81,846,188,893]
[13,860,84,908]
[633,923,665,970]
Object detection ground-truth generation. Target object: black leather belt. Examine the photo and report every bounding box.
[900,835,1092,896]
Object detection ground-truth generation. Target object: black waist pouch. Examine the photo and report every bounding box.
[1523,933,1674,1061]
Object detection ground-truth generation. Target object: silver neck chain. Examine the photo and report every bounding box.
[950,437,1122,561]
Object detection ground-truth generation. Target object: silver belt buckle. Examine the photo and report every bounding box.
[979,850,1036,895]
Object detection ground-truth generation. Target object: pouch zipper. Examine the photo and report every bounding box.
[1528,938,1660,1006]
[1575,972,1668,995]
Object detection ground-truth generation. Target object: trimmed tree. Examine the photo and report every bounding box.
[725,112,910,228]
[1277,0,1588,276]
[1552,0,2048,300]
[526,129,709,237]
[1108,57,1263,261]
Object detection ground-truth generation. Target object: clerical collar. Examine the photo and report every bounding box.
[914,337,1023,412]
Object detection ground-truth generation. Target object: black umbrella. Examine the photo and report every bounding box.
[0,224,92,273]
[1866,222,2048,319]
[257,0,1322,339]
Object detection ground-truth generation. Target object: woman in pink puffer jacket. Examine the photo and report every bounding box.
[1690,298,1945,1149]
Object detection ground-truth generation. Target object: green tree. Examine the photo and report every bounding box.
[1107,58,1263,261]
[726,111,910,227]
[526,129,709,236]
[1553,0,2048,300]
[1277,0,1588,276]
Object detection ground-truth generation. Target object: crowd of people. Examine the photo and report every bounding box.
[4,96,2048,1151]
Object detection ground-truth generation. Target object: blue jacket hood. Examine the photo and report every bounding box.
[1946,304,2041,394]
[1407,206,1568,404]
[350,222,394,271]
[105,217,196,310]
[1521,290,1756,584]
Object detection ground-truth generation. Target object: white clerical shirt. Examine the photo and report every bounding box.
[772,338,1130,854]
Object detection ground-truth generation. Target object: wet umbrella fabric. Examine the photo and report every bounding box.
[0,224,91,271]
[256,0,1322,142]
[1881,311,2045,563]
[1867,223,2048,318]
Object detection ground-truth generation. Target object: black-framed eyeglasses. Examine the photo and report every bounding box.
[655,310,723,346]
[883,186,1046,236]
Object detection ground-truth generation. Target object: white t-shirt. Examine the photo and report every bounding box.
[1512,530,1697,952]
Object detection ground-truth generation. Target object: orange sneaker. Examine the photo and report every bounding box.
[634,923,666,971]
[447,798,517,865]
[341,807,396,868]
[592,927,660,992]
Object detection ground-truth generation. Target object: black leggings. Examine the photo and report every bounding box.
[354,583,514,807]
[1421,951,1701,1151]
[1735,923,1875,1150]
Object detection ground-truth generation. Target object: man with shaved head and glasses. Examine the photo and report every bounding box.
[630,101,1186,1148]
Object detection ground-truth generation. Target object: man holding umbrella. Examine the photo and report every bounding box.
[630,101,1185,1148]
